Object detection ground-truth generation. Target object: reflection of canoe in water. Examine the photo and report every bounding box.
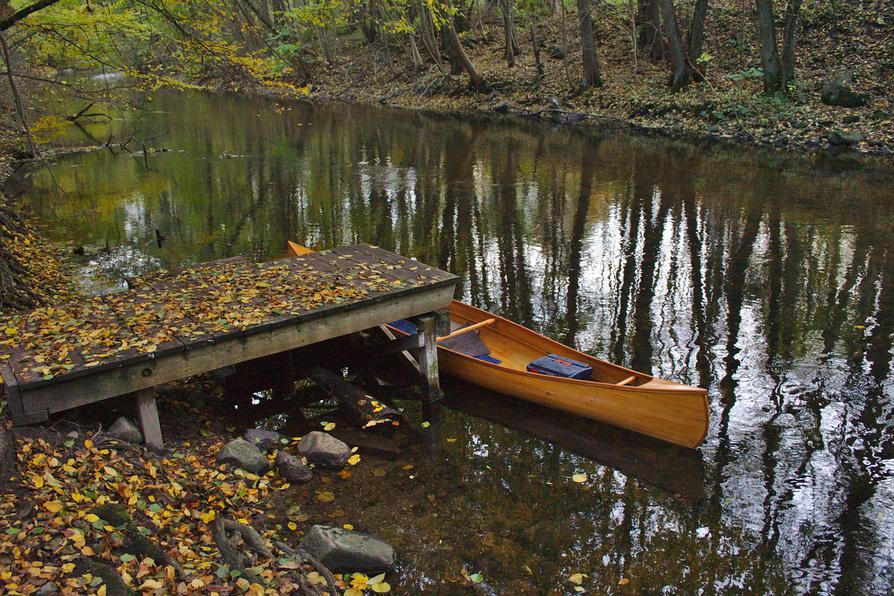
[287,241,709,448]
[444,381,706,502]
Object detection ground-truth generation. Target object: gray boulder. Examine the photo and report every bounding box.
[828,131,863,146]
[296,431,350,469]
[244,428,284,451]
[275,451,312,483]
[300,525,394,572]
[216,438,269,474]
[821,70,868,108]
[106,417,143,444]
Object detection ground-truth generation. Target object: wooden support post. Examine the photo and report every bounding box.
[136,390,164,453]
[415,314,442,401]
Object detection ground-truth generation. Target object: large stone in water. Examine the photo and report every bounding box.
[300,525,395,572]
[244,428,284,451]
[275,451,312,483]
[106,417,143,444]
[296,431,350,469]
[216,438,269,474]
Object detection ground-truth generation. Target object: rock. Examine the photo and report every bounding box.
[106,417,143,444]
[244,428,283,451]
[275,451,312,483]
[828,131,863,146]
[34,582,58,596]
[300,525,395,572]
[493,101,510,114]
[216,438,269,474]
[821,70,868,108]
[296,431,350,469]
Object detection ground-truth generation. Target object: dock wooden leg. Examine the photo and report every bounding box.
[136,390,164,453]
[415,315,442,401]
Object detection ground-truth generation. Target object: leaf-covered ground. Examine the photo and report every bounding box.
[0,378,400,595]
[307,2,893,156]
[0,152,72,312]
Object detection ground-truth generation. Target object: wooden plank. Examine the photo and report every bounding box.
[415,314,442,401]
[136,390,164,452]
[355,244,454,282]
[11,285,455,423]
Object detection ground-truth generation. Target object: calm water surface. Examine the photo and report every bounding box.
[8,91,894,594]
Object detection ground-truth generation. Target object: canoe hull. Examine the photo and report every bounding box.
[432,301,709,449]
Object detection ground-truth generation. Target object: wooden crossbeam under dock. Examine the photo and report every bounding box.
[0,244,457,450]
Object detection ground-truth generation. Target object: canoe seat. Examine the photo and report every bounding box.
[389,319,418,334]
[438,324,492,358]
[475,354,501,364]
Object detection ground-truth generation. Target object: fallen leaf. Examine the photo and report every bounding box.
[572,473,588,483]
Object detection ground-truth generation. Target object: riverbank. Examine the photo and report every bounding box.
[300,5,892,156]
[0,140,71,311]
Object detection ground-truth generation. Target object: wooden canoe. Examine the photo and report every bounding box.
[287,242,709,448]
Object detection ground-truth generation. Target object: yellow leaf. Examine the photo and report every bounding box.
[61,563,75,573]
[342,523,354,531]
[287,522,297,531]
[44,500,62,513]
[571,473,587,483]
[347,454,361,466]
[322,422,336,431]
[200,509,215,523]
[569,573,586,584]
[97,585,107,596]
[316,490,335,503]
[619,577,630,585]
[84,439,94,450]
[372,582,391,593]
[138,579,162,590]
[84,514,100,523]
[345,590,364,596]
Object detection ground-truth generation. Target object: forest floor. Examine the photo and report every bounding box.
[306,3,893,155]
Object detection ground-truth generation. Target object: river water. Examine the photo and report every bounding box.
[8,91,894,594]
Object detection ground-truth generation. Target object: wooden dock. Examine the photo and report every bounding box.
[0,244,457,450]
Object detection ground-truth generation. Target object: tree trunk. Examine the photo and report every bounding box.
[687,0,708,79]
[576,0,603,88]
[443,1,487,90]
[780,0,802,84]
[754,0,782,92]
[657,0,690,90]
[418,3,442,67]
[408,32,423,70]
[501,0,520,67]
[638,0,664,61]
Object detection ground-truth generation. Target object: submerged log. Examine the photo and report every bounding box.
[308,367,398,427]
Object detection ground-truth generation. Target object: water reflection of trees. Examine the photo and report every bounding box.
[17,93,894,593]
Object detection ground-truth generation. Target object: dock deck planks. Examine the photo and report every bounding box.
[0,244,457,441]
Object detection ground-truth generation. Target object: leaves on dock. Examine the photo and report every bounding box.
[0,248,439,386]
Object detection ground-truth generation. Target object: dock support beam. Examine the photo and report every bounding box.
[136,390,164,453]
[415,314,442,401]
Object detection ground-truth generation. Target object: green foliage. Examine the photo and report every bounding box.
[726,67,764,82]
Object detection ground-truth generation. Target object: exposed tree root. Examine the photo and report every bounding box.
[211,516,337,594]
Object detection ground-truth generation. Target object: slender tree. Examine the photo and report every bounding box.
[754,0,783,92]
[443,0,487,89]
[657,0,690,90]
[576,0,603,88]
